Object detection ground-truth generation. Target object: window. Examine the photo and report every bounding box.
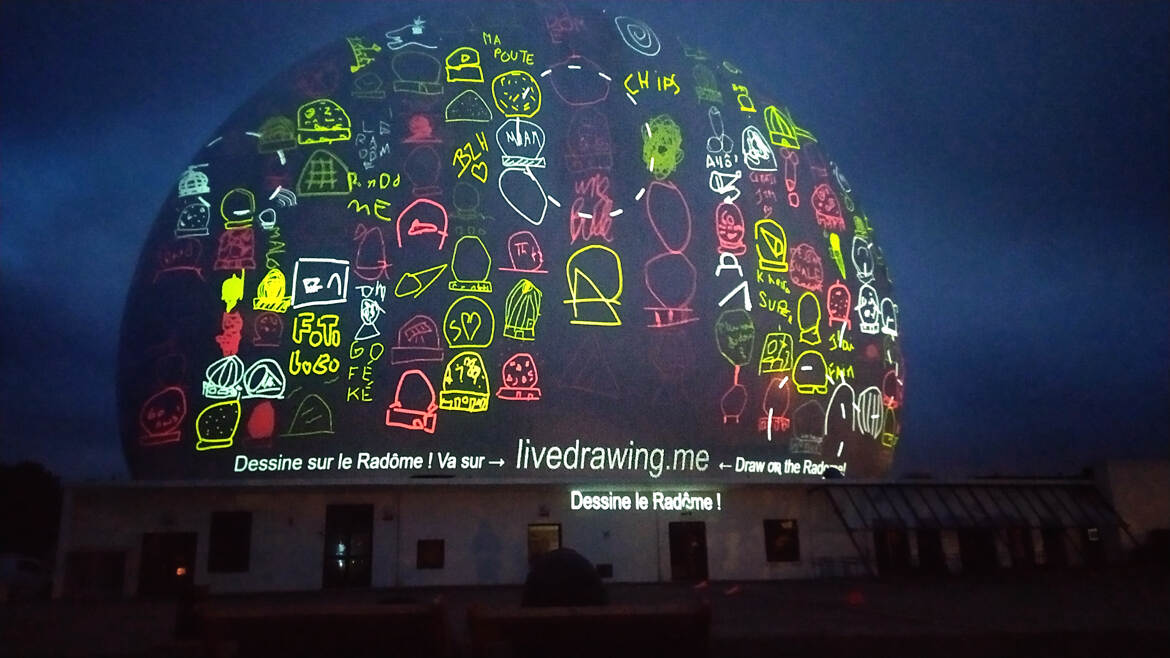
[209,511,251,573]
[527,523,561,564]
[763,519,800,562]
[417,539,445,569]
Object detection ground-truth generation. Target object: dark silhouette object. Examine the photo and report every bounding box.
[522,547,607,607]
[823,466,845,479]
[0,462,62,561]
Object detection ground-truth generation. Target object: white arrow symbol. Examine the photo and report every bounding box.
[488,459,505,467]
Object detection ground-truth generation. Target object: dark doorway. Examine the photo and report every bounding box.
[138,532,196,596]
[668,521,708,582]
[873,527,912,576]
[1082,527,1106,567]
[915,528,947,574]
[1041,528,1068,568]
[1005,527,1035,568]
[958,528,998,574]
[322,504,373,588]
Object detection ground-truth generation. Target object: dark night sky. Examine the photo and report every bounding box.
[1,1,1167,481]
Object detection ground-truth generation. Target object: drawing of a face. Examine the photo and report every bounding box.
[139,386,187,443]
[856,284,881,334]
[826,282,851,327]
[297,98,351,144]
[811,182,844,231]
[852,235,875,283]
[253,312,283,347]
[715,203,746,255]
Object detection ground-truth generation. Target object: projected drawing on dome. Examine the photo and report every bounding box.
[119,5,902,482]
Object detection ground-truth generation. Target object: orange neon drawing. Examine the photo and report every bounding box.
[386,369,438,433]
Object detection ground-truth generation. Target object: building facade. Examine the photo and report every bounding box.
[54,461,1165,598]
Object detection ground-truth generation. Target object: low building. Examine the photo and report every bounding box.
[52,460,1166,598]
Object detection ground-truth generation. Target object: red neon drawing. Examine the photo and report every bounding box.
[811,182,845,232]
[139,385,187,446]
[246,400,276,441]
[213,227,256,271]
[353,223,391,281]
[154,239,204,283]
[720,365,748,424]
[391,314,444,364]
[788,243,824,292]
[216,311,244,357]
[564,107,613,173]
[544,3,585,44]
[826,281,852,330]
[499,230,547,274]
[882,370,903,410]
[781,149,799,208]
[497,352,542,401]
[402,114,441,143]
[714,202,746,256]
[569,173,614,244]
[295,60,341,98]
[643,180,698,328]
[757,376,791,433]
[386,369,438,434]
[396,197,449,251]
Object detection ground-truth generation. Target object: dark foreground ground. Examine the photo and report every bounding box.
[3,568,1167,657]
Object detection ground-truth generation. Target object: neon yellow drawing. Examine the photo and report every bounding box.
[220,270,245,312]
[347,37,382,73]
[758,330,794,375]
[828,233,847,279]
[296,99,352,145]
[257,116,297,153]
[491,70,541,118]
[220,188,255,230]
[792,350,828,395]
[452,132,490,183]
[642,114,684,180]
[448,236,492,293]
[563,244,623,326]
[195,399,240,451]
[797,291,822,346]
[445,46,484,82]
[443,295,495,349]
[503,279,542,341]
[253,268,292,313]
[754,219,788,272]
[763,105,816,150]
[439,351,490,413]
[731,83,756,113]
[297,150,353,196]
[394,264,447,299]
